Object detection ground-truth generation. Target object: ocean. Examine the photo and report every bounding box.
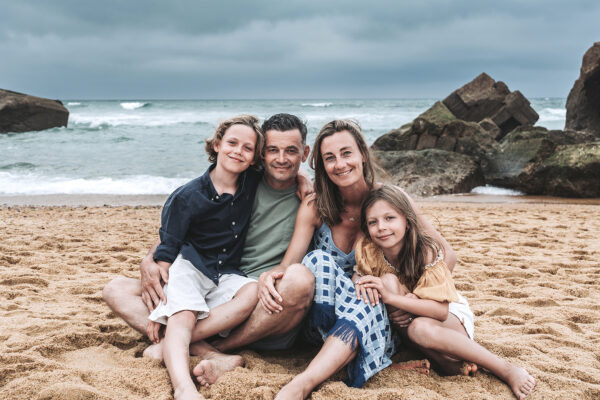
[0,98,566,195]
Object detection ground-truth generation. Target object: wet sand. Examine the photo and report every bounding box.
[1,201,599,399]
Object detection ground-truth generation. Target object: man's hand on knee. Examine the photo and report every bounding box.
[140,256,170,312]
[258,270,284,314]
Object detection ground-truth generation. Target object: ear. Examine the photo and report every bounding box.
[213,139,221,154]
[302,145,310,162]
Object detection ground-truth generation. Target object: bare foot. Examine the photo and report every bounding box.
[391,359,430,375]
[459,362,478,376]
[174,385,205,400]
[142,342,164,361]
[505,366,536,399]
[192,354,243,386]
[274,377,307,400]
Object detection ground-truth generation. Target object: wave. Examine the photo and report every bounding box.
[537,107,566,122]
[0,162,37,171]
[120,102,151,110]
[471,185,523,196]
[0,172,191,195]
[67,102,83,106]
[301,102,333,107]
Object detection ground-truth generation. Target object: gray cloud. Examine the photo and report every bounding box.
[1,1,598,99]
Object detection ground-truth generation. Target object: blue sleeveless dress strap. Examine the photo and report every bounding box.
[302,223,399,388]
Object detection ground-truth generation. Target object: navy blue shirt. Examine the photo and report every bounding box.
[154,164,261,284]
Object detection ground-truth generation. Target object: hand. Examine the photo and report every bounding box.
[354,275,381,306]
[140,257,170,312]
[389,293,419,329]
[295,170,314,200]
[146,320,163,343]
[258,270,284,314]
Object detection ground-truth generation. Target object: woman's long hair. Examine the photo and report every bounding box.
[309,119,376,226]
[360,185,441,290]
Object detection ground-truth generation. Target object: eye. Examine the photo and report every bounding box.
[287,148,298,154]
[367,220,376,226]
[385,215,394,221]
[244,145,254,152]
[342,151,352,157]
[325,155,335,162]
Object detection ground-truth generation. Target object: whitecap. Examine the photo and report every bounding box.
[471,185,523,196]
[537,107,566,122]
[120,102,150,110]
[301,102,333,107]
[67,102,82,106]
[0,172,190,195]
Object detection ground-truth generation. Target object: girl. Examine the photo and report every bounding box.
[354,185,536,400]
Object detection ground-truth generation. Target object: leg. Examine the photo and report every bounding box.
[214,264,314,351]
[102,277,148,334]
[275,336,357,400]
[163,310,204,400]
[192,264,314,385]
[408,316,536,399]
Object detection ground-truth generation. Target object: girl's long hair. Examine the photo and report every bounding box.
[360,185,441,290]
[309,119,376,226]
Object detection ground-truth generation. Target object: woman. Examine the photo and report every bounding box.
[273,119,457,399]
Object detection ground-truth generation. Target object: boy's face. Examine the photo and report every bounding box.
[213,124,257,174]
[263,129,309,188]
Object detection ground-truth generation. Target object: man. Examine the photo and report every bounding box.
[103,113,314,385]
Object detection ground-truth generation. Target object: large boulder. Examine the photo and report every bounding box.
[442,73,539,139]
[485,125,596,192]
[372,101,498,168]
[565,42,600,138]
[373,149,485,197]
[0,89,69,133]
[521,142,600,197]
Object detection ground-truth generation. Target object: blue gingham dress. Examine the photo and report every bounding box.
[302,223,398,388]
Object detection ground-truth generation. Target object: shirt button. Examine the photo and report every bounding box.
[222,248,226,252]
[216,195,219,199]
[231,202,234,206]
[231,221,236,225]
[218,260,223,265]
[234,234,238,239]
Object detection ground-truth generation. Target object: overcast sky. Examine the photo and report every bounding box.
[1,1,598,99]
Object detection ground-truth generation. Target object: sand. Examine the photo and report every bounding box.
[1,201,599,399]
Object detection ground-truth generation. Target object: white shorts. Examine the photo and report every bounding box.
[448,293,475,340]
[148,254,256,326]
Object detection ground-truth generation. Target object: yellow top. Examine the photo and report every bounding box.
[354,237,459,303]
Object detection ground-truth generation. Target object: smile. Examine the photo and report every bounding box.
[377,233,393,240]
[335,169,352,176]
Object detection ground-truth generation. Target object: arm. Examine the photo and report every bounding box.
[295,168,314,200]
[139,239,171,312]
[257,195,320,313]
[357,276,449,322]
[399,187,457,272]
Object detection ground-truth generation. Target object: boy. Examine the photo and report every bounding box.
[149,115,263,400]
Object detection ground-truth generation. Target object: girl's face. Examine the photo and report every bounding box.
[214,124,257,174]
[365,199,408,256]
[320,130,365,188]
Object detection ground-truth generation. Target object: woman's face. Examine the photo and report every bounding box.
[320,130,365,188]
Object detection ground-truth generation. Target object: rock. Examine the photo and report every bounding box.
[565,42,600,138]
[442,73,539,138]
[485,125,597,192]
[373,101,497,166]
[0,89,68,133]
[373,149,485,196]
[522,142,600,197]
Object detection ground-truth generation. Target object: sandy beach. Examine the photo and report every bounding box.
[1,199,599,399]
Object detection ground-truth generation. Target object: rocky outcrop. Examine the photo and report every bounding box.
[442,73,539,139]
[373,149,485,197]
[520,142,600,197]
[0,89,68,133]
[565,42,600,138]
[485,126,595,188]
[372,101,498,168]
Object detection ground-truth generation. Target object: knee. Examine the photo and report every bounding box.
[279,263,315,309]
[102,276,128,307]
[407,317,438,349]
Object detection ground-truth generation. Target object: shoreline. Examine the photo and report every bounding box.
[1,193,599,207]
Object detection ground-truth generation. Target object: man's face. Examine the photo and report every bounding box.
[263,129,309,187]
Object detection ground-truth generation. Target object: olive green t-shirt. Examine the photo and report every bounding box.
[238,177,300,278]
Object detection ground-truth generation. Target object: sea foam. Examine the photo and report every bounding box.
[0,172,190,195]
[120,102,150,110]
[471,185,524,196]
